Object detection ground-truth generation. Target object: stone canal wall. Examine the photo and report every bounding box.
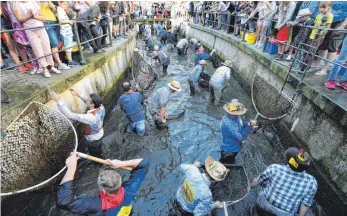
[184,23,347,203]
[1,34,136,130]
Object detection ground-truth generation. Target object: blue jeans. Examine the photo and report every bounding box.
[221,11,229,30]
[127,120,145,136]
[328,36,347,82]
[43,20,59,48]
[257,192,294,216]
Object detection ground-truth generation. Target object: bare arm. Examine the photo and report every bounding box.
[298,204,310,216]
[263,1,273,18]
[13,8,33,24]
[34,9,47,21]
[109,158,144,169]
[49,1,57,13]
[251,178,258,188]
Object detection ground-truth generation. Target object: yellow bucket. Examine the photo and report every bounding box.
[247,33,257,44]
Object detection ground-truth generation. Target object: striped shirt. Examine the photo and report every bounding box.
[257,164,318,213]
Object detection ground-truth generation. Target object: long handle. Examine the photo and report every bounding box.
[75,152,132,171]
[223,201,229,216]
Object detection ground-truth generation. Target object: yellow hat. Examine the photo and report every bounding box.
[223,99,247,116]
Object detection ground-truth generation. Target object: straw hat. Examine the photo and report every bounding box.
[167,81,182,92]
[221,60,233,68]
[205,157,228,181]
[223,99,247,116]
[296,8,311,18]
[134,48,139,52]
[199,60,207,65]
[152,51,159,58]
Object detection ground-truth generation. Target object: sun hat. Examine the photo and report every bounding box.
[284,147,311,172]
[167,81,182,92]
[199,60,207,65]
[221,60,233,68]
[205,157,228,181]
[134,48,139,52]
[296,8,311,18]
[152,51,159,58]
[223,99,247,116]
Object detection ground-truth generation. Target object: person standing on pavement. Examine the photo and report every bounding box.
[152,50,170,75]
[119,82,146,136]
[176,157,226,215]
[188,60,207,96]
[209,60,232,105]
[176,38,189,56]
[57,153,149,215]
[220,99,257,164]
[150,81,181,129]
[251,147,318,216]
[50,90,106,158]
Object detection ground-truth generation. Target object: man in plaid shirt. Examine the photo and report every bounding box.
[251,148,318,216]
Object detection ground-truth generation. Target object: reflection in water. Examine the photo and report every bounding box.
[2,37,326,216]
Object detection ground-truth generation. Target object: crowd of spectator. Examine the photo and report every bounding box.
[180,1,347,91]
[0,1,146,78]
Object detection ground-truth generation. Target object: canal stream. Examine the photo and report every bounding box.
[2,37,327,216]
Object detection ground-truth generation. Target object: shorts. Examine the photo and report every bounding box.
[276,25,290,43]
[62,35,73,53]
[113,16,120,24]
[43,20,59,48]
[319,30,344,52]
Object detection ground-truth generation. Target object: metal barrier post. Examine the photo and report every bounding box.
[73,22,86,65]
[108,23,113,47]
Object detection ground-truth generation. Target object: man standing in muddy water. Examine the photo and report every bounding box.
[50,90,106,158]
[152,49,170,75]
[57,153,150,215]
[220,99,257,164]
[150,80,182,129]
[176,157,227,215]
[119,81,146,136]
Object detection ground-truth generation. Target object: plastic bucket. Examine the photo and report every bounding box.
[247,33,256,44]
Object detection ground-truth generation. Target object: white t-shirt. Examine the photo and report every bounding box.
[57,6,73,37]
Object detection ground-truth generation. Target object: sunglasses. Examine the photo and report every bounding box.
[319,5,328,8]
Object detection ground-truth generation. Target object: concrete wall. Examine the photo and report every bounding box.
[2,35,136,129]
[184,24,347,202]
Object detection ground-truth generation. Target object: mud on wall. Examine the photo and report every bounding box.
[183,23,347,203]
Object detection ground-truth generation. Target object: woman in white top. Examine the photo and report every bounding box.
[246,1,272,49]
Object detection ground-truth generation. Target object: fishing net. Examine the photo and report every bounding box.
[0,101,78,196]
[210,165,250,206]
[131,52,159,92]
[251,73,294,120]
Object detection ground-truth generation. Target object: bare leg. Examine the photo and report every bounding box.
[52,47,62,66]
[3,32,21,65]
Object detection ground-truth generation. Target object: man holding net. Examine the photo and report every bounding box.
[251,147,317,216]
[50,90,106,158]
[57,153,149,215]
[175,157,227,215]
[220,99,257,164]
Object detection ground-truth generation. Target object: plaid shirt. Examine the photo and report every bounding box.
[257,164,318,213]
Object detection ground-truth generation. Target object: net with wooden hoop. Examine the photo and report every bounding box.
[0,101,78,196]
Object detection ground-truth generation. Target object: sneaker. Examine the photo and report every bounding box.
[336,82,347,91]
[275,54,284,60]
[50,67,61,74]
[88,46,94,52]
[68,60,80,67]
[18,65,27,73]
[285,55,292,61]
[43,70,51,78]
[325,80,336,90]
[58,63,71,70]
[25,63,34,69]
[35,68,43,74]
[314,70,327,76]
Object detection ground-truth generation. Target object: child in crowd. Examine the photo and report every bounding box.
[285,8,313,61]
[311,1,335,76]
[239,7,251,37]
[57,1,79,66]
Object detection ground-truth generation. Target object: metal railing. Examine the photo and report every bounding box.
[176,11,347,73]
[0,14,133,103]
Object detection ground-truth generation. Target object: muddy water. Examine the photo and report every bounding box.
[2,38,327,216]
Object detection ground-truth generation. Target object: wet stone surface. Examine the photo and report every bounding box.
[2,37,327,216]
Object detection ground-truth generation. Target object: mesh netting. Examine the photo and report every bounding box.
[251,74,294,120]
[210,165,249,205]
[131,52,159,92]
[0,101,77,196]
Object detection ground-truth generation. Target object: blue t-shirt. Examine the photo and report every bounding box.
[119,92,145,123]
[156,24,163,34]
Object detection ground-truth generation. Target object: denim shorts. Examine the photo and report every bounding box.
[61,35,73,53]
[43,20,59,48]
